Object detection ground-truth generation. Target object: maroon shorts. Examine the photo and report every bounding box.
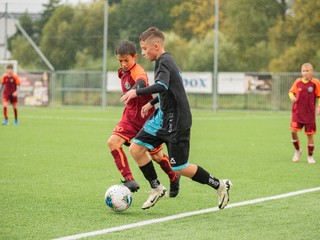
[112,119,162,154]
[290,121,316,135]
[3,94,18,104]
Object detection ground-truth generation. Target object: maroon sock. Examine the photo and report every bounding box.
[111,148,134,180]
[4,106,8,119]
[157,154,178,182]
[308,144,314,156]
[14,108,18,120]
[292,139,300,151]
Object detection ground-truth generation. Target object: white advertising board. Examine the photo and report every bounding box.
[107,71,212,94]
[218,72,272,94]
[218,72,247,94]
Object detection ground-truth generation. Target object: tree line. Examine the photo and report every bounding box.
[8,0,320,72]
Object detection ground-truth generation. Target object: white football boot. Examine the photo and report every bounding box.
[141,184,167,210]
[217,179,232,209]
[292,150,302,162]
[307,156,316,164]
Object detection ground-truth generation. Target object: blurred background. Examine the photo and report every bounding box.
[0,0,319,110]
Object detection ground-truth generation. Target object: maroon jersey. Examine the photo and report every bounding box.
[289,78,320,124]
[1,73,20,97]
[113,64,154,143]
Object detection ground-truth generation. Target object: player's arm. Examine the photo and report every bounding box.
[12,77,20,97]
[316,80,320,115]
[316,99,320,115]
[289,79,300,103]
[288,91,296,102]
[11,75,20,97]
[317,98,320,115]
[0,76,4,92]
[12,85,20,97]
[150,96,159,106]
[120,83,165,103]
[141,96,159,118]
[136,83,166,95]
[131,79,146,90]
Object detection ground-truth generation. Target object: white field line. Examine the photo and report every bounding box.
[53,186,320,240]
[23,115,118,122]
[23,114,287,122]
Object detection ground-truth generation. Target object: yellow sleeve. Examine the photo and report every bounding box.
[289,92,295,99]
[318,98,320,106]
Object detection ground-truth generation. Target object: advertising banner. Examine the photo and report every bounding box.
[107,71,212,94]
[18,72,50,106]
[218,72,272,94]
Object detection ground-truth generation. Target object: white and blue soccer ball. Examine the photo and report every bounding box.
[105,185,132,212]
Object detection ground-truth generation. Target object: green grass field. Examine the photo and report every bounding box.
[1,107,320,240]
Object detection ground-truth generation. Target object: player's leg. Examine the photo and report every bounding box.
[305,123,316,164]
[108,134,139,190]
[2,98,9,125]
[108,124,140,192]
[168,129,232,210]
[130,133,166,210]
[290,122,302,162]
[12,100,18,126]
[149,146,180,198]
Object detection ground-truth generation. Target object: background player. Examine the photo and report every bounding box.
[121,27,232,210]
[289,62,320,164]
[0,64,20,126]
[107,40,180,197]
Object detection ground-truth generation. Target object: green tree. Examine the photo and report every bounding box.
[10,36,45,69]
[163,30,240,72]
[40,5,76,69]
[269,0,320,71]
[7,12,34,52]
[8,0,62,70]
[223,0,284,71]
[108,0,180,51]
[35,0,61,43]
[171,0,226,40]
[73,1,104,59]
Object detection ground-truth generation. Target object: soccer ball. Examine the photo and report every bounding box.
[104,185,132,212]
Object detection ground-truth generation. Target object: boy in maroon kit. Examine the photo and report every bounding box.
[107,40,180,197]
[1,64,20,126]
[289,63,320,164]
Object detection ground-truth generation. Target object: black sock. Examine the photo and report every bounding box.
[192,166,220,189]
[139,161,159,189]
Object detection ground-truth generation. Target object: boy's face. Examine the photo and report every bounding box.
[301,65,313,80]
[140,40,158,62]
[6,68,13,76]
[116,54,137,72]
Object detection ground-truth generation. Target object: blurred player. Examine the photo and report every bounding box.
[107,40,180,197]
[289,63,320,164]
[0,64,20,126]
[121,27,232,210]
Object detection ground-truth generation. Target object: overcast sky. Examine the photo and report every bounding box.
[0,0,93,13]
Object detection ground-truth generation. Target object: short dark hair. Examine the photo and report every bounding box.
[6,64,13,69]
[139,27,165,42]
[115,41,136,56]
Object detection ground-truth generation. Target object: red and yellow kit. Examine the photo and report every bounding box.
[289,78,320,133]
[1,73,20,103]
[113,63,154,144]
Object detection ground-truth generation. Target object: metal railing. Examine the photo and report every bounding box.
[45,71,320,111]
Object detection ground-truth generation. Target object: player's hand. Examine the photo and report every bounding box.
[290,96,297,103]
[120,89,137,103]
[12,91,18,97]
[141,102,153,118]
[317,106,320,115]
